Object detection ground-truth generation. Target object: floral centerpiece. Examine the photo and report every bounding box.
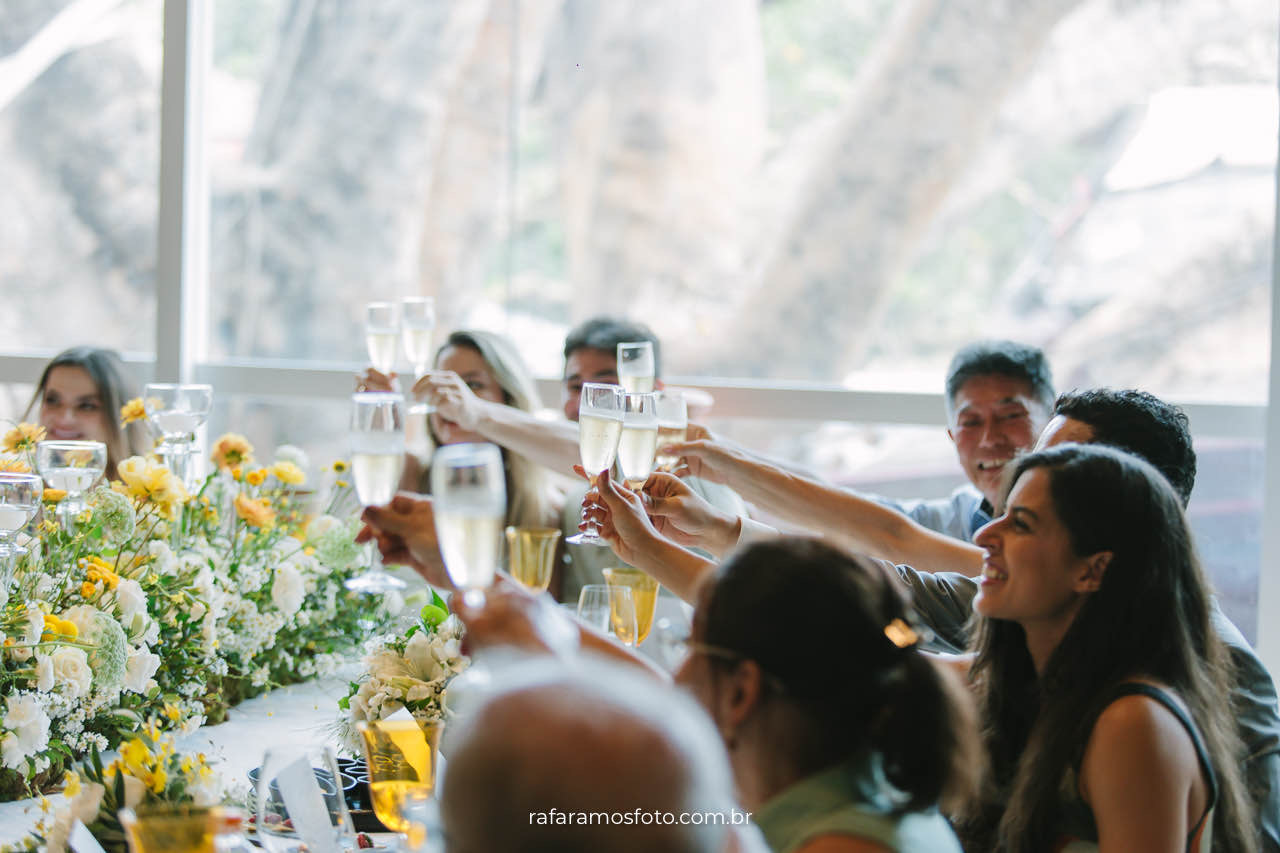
[0,416,392,802]
[337,591,468,753]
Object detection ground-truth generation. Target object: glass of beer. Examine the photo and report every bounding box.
[505,526,561,593]
[359,718,444,851]
[603,568,660,645]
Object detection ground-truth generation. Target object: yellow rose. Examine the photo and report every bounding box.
[210,433,254,471]
[42,488,66,502]
[245,468,267,487]
[120,397,147,425]
[0,457,31,473]
[1,423,45,454]
[117,456,187,518]
[234,493,276,529]
[270,461,306,486]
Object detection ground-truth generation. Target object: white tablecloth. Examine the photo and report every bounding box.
[0,672,357,846]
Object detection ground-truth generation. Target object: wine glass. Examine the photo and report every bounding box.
[602,567,660,646]
[35,440,106,534]
[616,392,658,488]
[358,719,443,852]
[504,526,561,593]
[142,383,214,488]
[577,583,638,647]
[400,296,436,414]
[565,383,623,546]
[653,390,688,471]
[616,341,655,393]
[366,301,401,376]
[0,472,40,584]
[255,746,353,852]
[431,442,506,608]
[345,392,407,594]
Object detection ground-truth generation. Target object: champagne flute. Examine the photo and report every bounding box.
[365,301,400,376]
[358,719,443,852]
[0,473,40,584]
[35,440,107,534]
[142,383,214,488]
[616,392,658,489]
[654,390,688,471]
[255,746,352,853]
[431,442,506,607]
[603,567,660,646]
[565,383,623,546]
[616,341,655,393]
[504,526,561,593]
[577,583,638,647]
[401,296,436,414]
[345,392,407,594]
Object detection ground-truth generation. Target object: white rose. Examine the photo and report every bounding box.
[382,589,405,616]
[113,578,147,621]
[148,540,179,575]
[270,564,305,617]
[34,654,54,692]
[124,646,161,694]
[3,694,50,765]
[1,732,27,770]
[274,444,310,471]
[306,514,342,539]
[60,605,98,640]
[50,647,93,699]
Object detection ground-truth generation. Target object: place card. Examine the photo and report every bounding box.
[69,820,107,853]
[277,756,341,853]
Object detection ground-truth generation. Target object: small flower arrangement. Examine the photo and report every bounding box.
[338,592,468,753]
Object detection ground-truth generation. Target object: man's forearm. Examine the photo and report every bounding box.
[471,400,581,475]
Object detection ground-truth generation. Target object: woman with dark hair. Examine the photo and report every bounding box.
[961,443,1255,852]
[25,347,150,480]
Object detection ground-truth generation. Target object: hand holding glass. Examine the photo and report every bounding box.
[346,392,407,594]
[566,383,622,546]
[432,442,506,607]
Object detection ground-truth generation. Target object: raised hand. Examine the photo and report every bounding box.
[642,472,741,558]
[412,370,481,430]
[358,493,452,588]
[355,367,397,393]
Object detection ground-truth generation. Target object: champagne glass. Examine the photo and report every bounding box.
[345,392,407,594]
[35,440,106,534]
[143,383,213,489]
[255,746,352,853]
[365,301,400,376]
[401,296,436,414]
[0,473,40,584]
[565,383,623,546]
[358,719,443,851]
[654,390,688,471]
[616,392,658,488]
[603,567,660,646]
[505,526,561,593]
[616,341,655,393]
[432,442,506,608]
[577,583,638,647]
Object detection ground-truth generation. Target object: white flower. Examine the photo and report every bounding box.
[271,564,305,617]
[113,578,147,621]
[122,774,146,808]
[3,694,50,768]
[50,647,93,699]
[124,646,161,693]
[274,444,310,472]
[34,654,54,692]
[383,589,405,616]
[148,540,180,576]
[306,514,342,539]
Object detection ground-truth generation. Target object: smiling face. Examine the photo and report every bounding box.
[39,366,111,443]
[972,468,1106,646]
[562,347,619,422]
[429,344,508,445]
[947,375,1048,507]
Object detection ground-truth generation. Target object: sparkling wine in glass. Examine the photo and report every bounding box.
[566,383,623,546]
[0,472,40,583]
[431,442,506,608]
[616,341,655,393]
[142,383,214,488]
[35,440,106,534]
[400,296,436,414]
[359,719,443,851]
[577,583,638,647]
[255,746,352,853]
[365,301,401,376]
[654,390,688,471]
[345,392,407,594]
[616,392,658,488]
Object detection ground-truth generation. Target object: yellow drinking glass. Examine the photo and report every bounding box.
[603,568,660,645]
[505,526,561,593]
[118,804,217,853]
[358,718,443,847]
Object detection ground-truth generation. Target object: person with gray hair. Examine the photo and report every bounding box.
[440,657,760,853]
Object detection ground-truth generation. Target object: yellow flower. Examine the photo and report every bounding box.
[210,433,254,470]
[62,770,81,798]
[150,767,168,794]
[117,456,188,519]
[270,461,306,486]
[332,460,348,473]
[0,456,31,473]
[245,468,267,487]
[231,466,243,481]
[80,582,98,599]
[120,738,152,773]
[1,423,45,454]
[42,488,67,503]
[163,703,182,722]
[335,479,348,489]
[120,398,147,425]
[234,493,276,529]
